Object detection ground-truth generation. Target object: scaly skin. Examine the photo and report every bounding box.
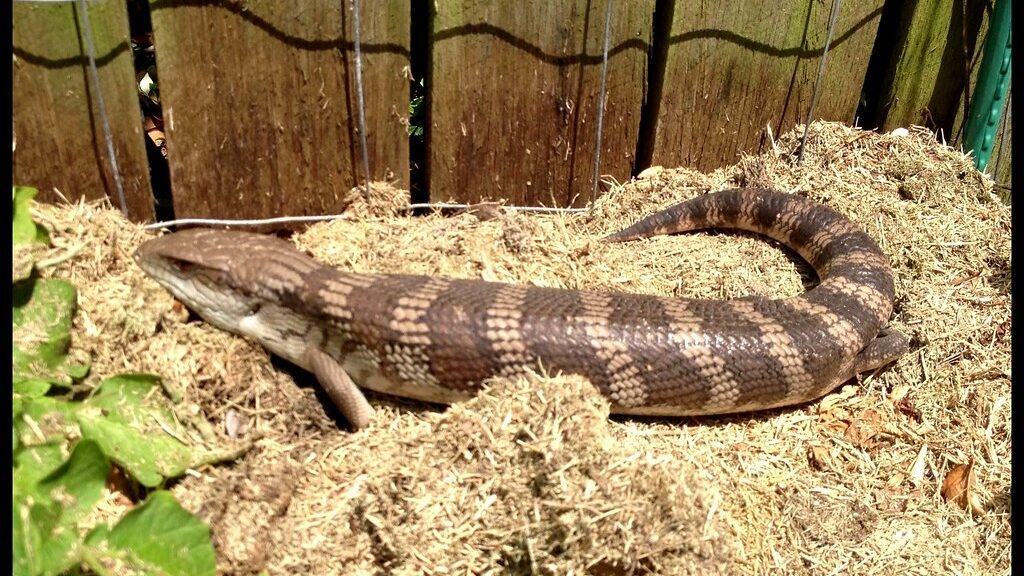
[134,188,909,428]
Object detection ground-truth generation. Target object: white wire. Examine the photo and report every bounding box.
[143,214,353,231]
[142,202,592,230]
[407,203,590,214]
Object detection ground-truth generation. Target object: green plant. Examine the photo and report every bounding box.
[12,186,229,576]
[408,77,425,138]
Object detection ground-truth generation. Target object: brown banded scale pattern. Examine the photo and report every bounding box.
[383,276,451,387]
[579,291,649,408]
[134,188,909,418]
[724,299,814,410]
[310,271,379,322]
[484,283,534,378]
[659,299,726,410]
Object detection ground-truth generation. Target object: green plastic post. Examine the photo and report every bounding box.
[963,0,1011,172]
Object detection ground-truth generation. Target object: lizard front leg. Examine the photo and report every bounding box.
[301,347,374,430]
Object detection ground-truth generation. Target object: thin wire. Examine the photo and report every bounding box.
[143,214,354,231]
[78,0,128,216]
[143,202,591,230]
[797,0,842,164]
[591,0,614,203]
[351,0,372,204]
[407,203,590,214]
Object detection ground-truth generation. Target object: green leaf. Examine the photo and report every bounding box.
[12,442,110,576]
[13,393,25,421]
[12,488,54,576]
[14,396,78,450]
[9,191,218,575]
[75,374,195,487]
[14,441,69,494]
[12,278,89,387]
[409,95,423,115]
[95,491,216,576]
[12,186,50,246]
[13,379,53,399]
[62,363,90,380]
[15,374,222,491]
[12,489,35,576]
[78,417,192,488]
[38,440,110,523]
[37,441,111,576]
[84,373,163,408]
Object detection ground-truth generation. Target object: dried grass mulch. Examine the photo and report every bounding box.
[30,121,1010,575]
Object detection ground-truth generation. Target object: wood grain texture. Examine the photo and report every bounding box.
[855,0,1004,189]
[650,1,884,173]
[149,0,410,222]
[940,0,1009,191]
[872,0,987,138]
[428,0,655,207]
[13,1,153,221]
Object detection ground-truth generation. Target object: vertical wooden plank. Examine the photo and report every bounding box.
[870,0,987,139]
[149,0,410,221]
[429,1,655,207]
[870,0,1006,193]
[946,0,1005,154]
[650,1,884,172]
[359,1,412,188]
[13,1,154,221]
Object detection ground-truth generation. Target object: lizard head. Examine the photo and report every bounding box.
[134,228,317,335]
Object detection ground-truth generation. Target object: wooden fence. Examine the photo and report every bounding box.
[12,0,1012,224]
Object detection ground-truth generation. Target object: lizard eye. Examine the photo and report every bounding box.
[170,259,196,273]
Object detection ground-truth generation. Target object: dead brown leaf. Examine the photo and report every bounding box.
[941,459,983,514]
[807,443,834,472]
[843,408,887,450]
